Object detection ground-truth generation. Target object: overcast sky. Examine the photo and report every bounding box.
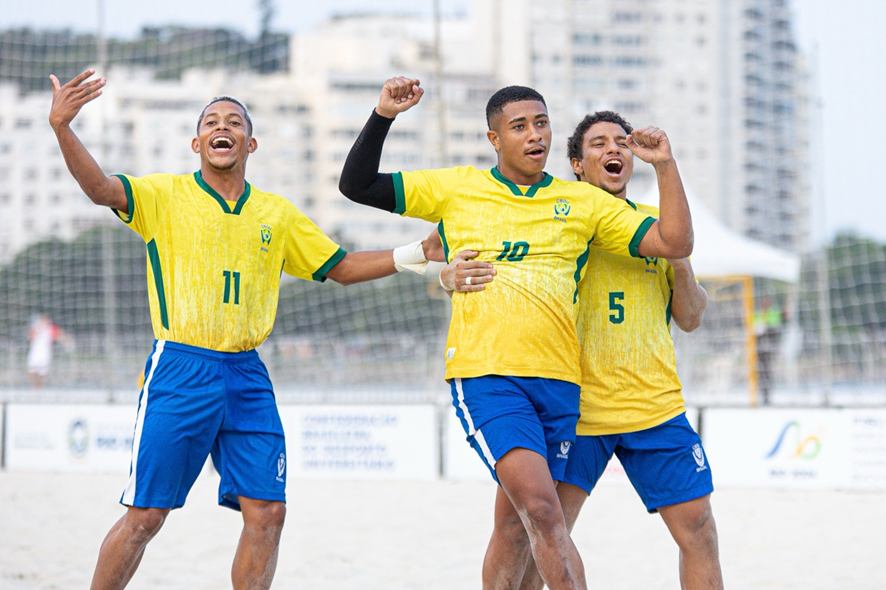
[2,1,879,245]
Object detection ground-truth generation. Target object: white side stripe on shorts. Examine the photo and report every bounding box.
[121,340,165,506]
[473,428,497,469]
[454,378,476,435]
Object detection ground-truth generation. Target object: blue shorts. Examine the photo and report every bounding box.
[562,413,714,512]
[451,375,580,483]
[121,340,286,511]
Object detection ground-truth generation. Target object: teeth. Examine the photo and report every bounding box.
[212,137,233,149]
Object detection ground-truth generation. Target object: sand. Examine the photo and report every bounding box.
[1,471,883,589]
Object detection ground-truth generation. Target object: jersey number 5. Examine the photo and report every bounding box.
[609,291,625,324]
[496,241,530,262]
[223,270,241,305]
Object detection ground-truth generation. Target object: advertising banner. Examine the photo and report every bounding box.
[279,405,438,481]
[703,408,852,489]
[846,409,886,490]
[5,404,136,473]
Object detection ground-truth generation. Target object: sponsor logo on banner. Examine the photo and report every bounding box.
[766,421,822,459]
[765,420,824,481]
[69,419,89,458]
[276,453,286,482]
[557,441,572,459]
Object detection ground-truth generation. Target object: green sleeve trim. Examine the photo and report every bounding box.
[146,239,169,330]
[666,291,673,326]
[113,174,135,224]
[572,240,592,303]
[312,247,347,282]
[392,172,406,215]
[629,216,656,258]
[438,220,450,262]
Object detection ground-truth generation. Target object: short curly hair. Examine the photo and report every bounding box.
[197,95,253,136]
[485,86,547,129]
[566,111,633,178]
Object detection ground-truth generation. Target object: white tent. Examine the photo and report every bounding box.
[635,187,801,283]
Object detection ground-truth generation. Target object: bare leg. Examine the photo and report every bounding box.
[519,482,588,590]
[231,497,286,590]
[658,495,723,590]
[492,448,586,590]
[483,486,533,589]
[89,506,170,590]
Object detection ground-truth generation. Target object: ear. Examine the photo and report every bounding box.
[487,129,500,152]
[247,137,258,153]
[571,157,584,178]
[191,137,200,154]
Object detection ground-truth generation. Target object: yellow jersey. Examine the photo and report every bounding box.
[114,171,345,352]
[394,166,655,384]
[575,202,685,435]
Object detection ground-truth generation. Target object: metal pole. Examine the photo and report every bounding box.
[97,0,119,400]
[432,0,449,169]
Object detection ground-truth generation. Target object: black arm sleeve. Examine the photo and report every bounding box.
[338,110,397,212]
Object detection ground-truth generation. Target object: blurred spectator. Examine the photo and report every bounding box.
[754,298,784,405]
[27,314,70,389]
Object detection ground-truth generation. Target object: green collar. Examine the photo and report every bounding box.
[194,170,251,215]
[490,167,553,197]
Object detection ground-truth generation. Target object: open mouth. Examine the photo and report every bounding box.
[526,146,546,158]
[210,136,235,151]
[603,159,623,175]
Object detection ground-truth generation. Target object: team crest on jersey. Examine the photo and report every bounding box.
[554,199,571,222]
[557,441,572,459]
[260,225,272,252]
[644,256,658,274]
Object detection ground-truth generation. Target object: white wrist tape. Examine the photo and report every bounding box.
[439,271,454,292]
[393,240,428,275]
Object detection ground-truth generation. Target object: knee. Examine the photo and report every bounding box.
[518,495,563,535]
[125,507,169,541]
[245,501,286,531]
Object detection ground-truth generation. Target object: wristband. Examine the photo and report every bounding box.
[439,271,454,292]
[393,240,428,275]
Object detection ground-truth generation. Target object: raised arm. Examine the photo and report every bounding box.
[48,70,127,212]
[668,258,708,332]
[630,127,693,259]
[338,77,424,211]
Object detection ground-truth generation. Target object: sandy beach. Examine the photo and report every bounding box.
[1,470,883,589]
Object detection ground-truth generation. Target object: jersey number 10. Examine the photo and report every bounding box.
[496,241,530,262]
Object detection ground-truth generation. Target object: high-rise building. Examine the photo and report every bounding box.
[481,0,809,252]
[0,1,809,263]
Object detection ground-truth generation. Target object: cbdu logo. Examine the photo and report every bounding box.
[554,199,571,217]
[260,226,272,245]
[765,421,822,460]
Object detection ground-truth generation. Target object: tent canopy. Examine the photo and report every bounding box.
[635,187,801,283]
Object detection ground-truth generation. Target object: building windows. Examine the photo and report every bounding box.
[574,55,603,67]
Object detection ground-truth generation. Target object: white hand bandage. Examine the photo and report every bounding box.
[393,240,429,275]
[439,272,453,292]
